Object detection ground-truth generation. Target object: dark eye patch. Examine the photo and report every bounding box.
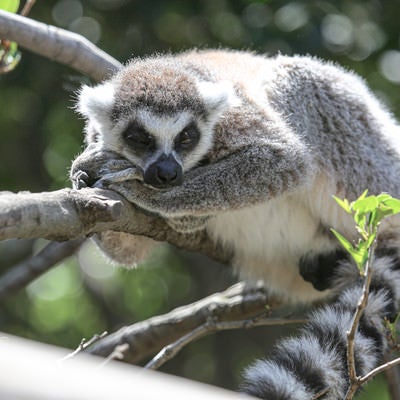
[122,122,155,152]
[174,122,200,152]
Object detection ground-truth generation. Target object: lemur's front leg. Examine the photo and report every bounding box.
[70,147,209,232]
[70,147,158,265]
[99,144,313,218]
[70,145,137,189]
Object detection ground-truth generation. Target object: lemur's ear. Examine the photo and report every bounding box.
[196,80,241,116]
[77,82,115,120]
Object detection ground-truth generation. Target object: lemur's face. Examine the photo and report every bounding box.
[77,60,239,189]
[111,108,203,189]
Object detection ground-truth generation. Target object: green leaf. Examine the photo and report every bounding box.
[0,0,22,74]
[332,196,352,214]
[0,0,20,13]
[376,193,393,202]
[366,232,377,248]
[358,189,369,201]
[354,211,367,232]
[9,40,18,54]
[342,240,366,271]
[331,229,368,271]
[381,198,400,215]
[368,209,380,230]
[355,224,368,241]
[352,196,379,215]
[332,192,400,274]
[331,228,354,254]
[0,40,21,73]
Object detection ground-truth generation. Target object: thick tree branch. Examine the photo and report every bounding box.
[0,335,245,400]
[0,188,232,265]
[83,282,284,364]
[0,10,122,81]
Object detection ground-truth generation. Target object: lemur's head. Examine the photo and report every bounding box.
[77,57,239,189]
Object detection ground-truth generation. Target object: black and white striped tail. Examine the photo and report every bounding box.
[241,251,400,400]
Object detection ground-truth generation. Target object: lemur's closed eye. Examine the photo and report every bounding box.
[123,123,155,152]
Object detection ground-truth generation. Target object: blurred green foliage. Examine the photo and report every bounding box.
[1,0,399,397]
[0,0,21,72]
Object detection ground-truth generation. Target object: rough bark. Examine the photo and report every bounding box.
[83,282,275,363]
[0,188,232,265]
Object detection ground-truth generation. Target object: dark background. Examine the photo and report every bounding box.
[1,1,399,398]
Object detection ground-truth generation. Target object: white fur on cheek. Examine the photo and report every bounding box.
[77,82,116,149]
[78,82,115,119]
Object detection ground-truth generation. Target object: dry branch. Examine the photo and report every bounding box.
[145,313,305,370]
[83,282,283,364]
[0,9,122,81]
[0,238,85,300]
[359,356,400,386]
[0,188,232,264]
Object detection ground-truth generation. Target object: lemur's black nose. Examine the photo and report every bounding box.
[144,153,183,189]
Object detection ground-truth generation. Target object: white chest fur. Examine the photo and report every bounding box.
[207,192,339,303]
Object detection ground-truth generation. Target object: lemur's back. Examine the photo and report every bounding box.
[179,50,400,302]
[180,50,400,198]
[176,49,270,85]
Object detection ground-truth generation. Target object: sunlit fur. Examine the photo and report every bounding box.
[74,49,400,400]
[78,69,240,173]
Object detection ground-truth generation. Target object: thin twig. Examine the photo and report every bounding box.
[384,352,400,400]
[311,387,330,400]
[99,344,130,367]
[344,239,378,400]
[0,238,85,300]
[20,0,36,17]
[145,314,306,370]
[61,331,108,361]
[359,356,400,386]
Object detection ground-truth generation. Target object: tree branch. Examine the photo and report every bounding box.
[83,282,283,364]
[61,331,108,361]
[20,0,36,17]
[384,353,400,400]
[359,356,400,386]
[145,313,305,370]
[0,188,232,265]
[0,9,122,81]
[344,239,377,400]
[0,191,280,367]
[0,238,85,300]
[0,334,245,400]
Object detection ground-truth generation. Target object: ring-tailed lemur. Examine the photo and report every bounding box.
[71,50,400,399]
